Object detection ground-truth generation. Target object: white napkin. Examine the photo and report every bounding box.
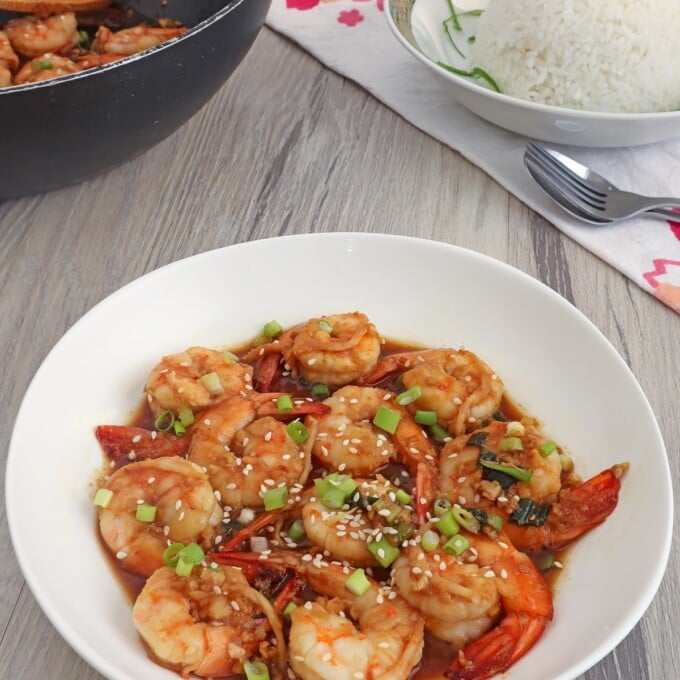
[266,0,680,315]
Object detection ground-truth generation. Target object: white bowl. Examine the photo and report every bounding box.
[386,0,680,147]
[6,233,672,679]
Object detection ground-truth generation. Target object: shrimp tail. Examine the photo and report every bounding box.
[215,510,281,552]
[504,464,627,552]
[95,425,190,466]
[415,462,435,523]
[446,612,548,680]
[253,353,280,392]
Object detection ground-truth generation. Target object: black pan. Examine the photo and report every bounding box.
[0,0,271,199]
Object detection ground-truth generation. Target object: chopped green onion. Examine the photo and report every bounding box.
[31,59,53,70]
[283,602,297,618]
[367,537,400,567]
[222,350,239,362]
[536,553,556,572]
[509,498,551,527]
[430,424,450,441]
[436,510,460,537]
[443,534,470,556]
[345,568,371,596]
[175,556,194,577]
[179,542,205,564]
[163,542,185,567]
[373,405,401,434]
[538,440,558,457]
[78,29,90,47]
[336,475,358,496]
[396,386,421,406]
[506,421,525,437]
[318,319,333,334]
[320,487,347,509]
[395,489,412,505]
[263,487,288,511]
[479,459,532,484]
[372,497,401,524]
[487,513,503,532]
[286,420,307,444]
[244,661,270,680]
[178,407,195,427]
[264,320,282,340]
[93,488,113,508]
[136,503,157,523]
[451,506,482,533]
[421,529,440,552]
[276,395,293,414]
[287,519,306,540]
[415,410,437,426]
[311,383,330,397]
[200,371,223,395]
[433,497,452,517]
[173,420,186,436]
[499,436,523,452]
[154,411,174,432]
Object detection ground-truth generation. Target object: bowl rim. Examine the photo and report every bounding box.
[385,0,680,121]
[0,0,254,95]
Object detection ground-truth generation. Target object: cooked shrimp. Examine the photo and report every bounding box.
[218,552,425,680]
[98,456,221,577]
[145,346,253,418]
[307,385,437,520]
[133,565,285,677]
[12,52,80,84]
[440,420,562,507]
[245,312,382,389]
[363,349,503,436]
[5,12,79,58]
[92,24,187,56]
[188,393,328,510]
[392,528,553,680]
[0,31,18,86]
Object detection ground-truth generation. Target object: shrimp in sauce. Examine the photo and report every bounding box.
[4,11,79,58]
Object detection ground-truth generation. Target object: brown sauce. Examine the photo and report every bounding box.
[97,336,568,678]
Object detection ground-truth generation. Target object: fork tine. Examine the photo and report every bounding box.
[524,146,606,212]
[526,143,606,204]
[523,153,609,220]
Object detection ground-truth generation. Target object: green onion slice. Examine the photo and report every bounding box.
[93,488,113,508]
[538,440,558,457]
[276,395,293,414]
[487,513,503,532]
[320,487,347,509]
[421,529,440,552]
[479,459,532,484]
[222,350,240,362]
[430,423,450,442]
[31,59,52,70]
[178,407,195,427]
[311,383,330,398]
[373,405,401,434]
[263,487,288,511]
[442,534,470,556]
[433,497,452,517]
[163,542,185,567]
[436,510,460,537]
[200,371,223,395]
[283,601,297,617]
[451,506,482,534]
[415,410,437,426]
[264,320,282,340]
[154,410,175,432]
[396,386,422,406]
[367,537,400,567]
[286,420,307,444]
[136,503,157,523]
[244,661,270,680]
[175,556,194,577]
[173,420,186,436]
[287,519,306,540]
[395,489,412,505]
[317,319,333,334]
[499,436,523,452]
[345,568,371,596]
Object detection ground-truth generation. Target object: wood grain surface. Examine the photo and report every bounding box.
[1,27,678,680]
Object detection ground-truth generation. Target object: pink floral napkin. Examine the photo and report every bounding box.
[266,1,680,314]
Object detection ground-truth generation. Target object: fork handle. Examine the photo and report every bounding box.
[645,207,680,221]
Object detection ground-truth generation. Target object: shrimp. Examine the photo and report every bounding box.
[307,385,437,520]
[98,456,221,577]
[92,24,187,57]
[245,312,382,389]
[217,551,425,680]
[187,393,329,510]
[440,421,627,552]
[145,346,253,418]
[392,528,553,680]
[363,349,503,436]
[0,31,19,87]
[5,12,79,58]
[13,52,80,85]
[133,565,285,677]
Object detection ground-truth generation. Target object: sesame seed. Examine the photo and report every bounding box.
[147,477,155,484]
[203,419,211,426]
[226,483,237,490]
[498,541,508,549]
[282,454,291,460]
[242,437,250,446]
[128,451,136,460]
[116,551,128,559]
[163,525,170,535]
[453,397,462,405]
[264,431,273,442]
[322,652,331,662]
[383,393,392,400]
[468,417,476,423]
[131,434,141,443]
[439,562,447,571]
[409,447,419,455]
[458,496,466,504]
[353,673,363,679]
[302,554,313,562]
[214,490,222,502]
[554,561,564,569]
[349,447,358,454]
[411,566,422,575]
[378,641,389,649]
[500,569,508,579]
[175,500,182,510]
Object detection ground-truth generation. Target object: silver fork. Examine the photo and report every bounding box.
[523,142,680,224]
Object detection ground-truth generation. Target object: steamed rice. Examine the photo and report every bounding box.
[469,0,680,113]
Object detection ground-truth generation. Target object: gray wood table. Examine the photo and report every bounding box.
[1,27,677,680]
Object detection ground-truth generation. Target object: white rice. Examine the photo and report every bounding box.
[469,0,680,113]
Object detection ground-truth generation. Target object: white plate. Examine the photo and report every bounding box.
[386,0,680,147]
[6,233,672,679]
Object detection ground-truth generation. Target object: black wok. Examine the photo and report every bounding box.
[0,0,271,199]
